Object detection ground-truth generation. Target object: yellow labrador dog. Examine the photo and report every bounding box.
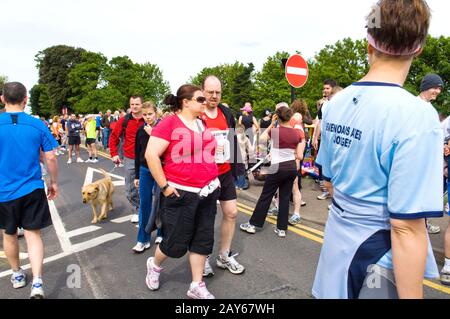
[81,169,114,224]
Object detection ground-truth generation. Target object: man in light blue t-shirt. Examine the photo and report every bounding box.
[0,82,59,299]
[312,0,442,299]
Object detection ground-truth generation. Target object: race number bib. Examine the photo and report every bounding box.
[211,130,230,163]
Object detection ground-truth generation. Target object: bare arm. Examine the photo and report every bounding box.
[253,117,260,132]
[313,120,321,150]
[390,218,428,299]
[238,116,243,126]
[324,181,334,198]
[44,150,58,200]
[145,136,179,197]
[296,140,306,161]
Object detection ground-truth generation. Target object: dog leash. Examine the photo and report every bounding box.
[109,164,119,174]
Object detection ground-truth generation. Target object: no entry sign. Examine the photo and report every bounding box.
[285,54,309,88]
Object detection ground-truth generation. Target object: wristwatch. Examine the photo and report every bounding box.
[161,184,169,192]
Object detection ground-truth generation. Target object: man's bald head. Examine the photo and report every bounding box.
[202,76,222,109]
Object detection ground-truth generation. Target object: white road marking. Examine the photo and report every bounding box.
[0,252,28,260]
[48,196,72,253]
[111,215,133,224]
[286,66,308,76]
[84,167,125,187]
[71,233,125,252]
[66,226,102,239]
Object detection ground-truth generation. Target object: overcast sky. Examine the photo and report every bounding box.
[1,0,449,94]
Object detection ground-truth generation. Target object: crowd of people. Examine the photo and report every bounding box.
[0,0,448,300]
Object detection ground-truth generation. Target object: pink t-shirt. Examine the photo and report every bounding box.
[151,114,218,188]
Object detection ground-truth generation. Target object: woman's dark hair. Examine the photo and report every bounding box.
[276,106,294,123]
[163,84,201,112]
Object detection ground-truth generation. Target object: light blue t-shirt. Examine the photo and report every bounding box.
[312,82,443,299]
[0,112,58,202]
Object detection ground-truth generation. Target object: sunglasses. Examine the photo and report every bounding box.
[192,96,207,104]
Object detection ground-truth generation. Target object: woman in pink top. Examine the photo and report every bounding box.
[144,84,220,299]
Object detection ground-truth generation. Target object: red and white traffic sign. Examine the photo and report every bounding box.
[285,54,309,88]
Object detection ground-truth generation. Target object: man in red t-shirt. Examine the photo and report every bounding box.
[200,76,245,276]
[109,96,145,224]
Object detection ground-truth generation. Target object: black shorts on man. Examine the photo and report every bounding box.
[218,170,237,201]
[85,138,96,146]
[0,188,52,235]
[68,136,81,145]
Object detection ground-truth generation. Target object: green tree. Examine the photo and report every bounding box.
[0,75,7,108]
[35,45,86,114]
[190,62,255,115]
[29,84,53,117]
[299,38,369,115]
[67,51,108,110]
[252,52,291,118]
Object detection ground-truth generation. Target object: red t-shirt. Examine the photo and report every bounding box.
[151,114,218,188]
[201,108,232,175]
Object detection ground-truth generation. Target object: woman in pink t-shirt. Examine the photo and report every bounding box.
[144,84,220,299]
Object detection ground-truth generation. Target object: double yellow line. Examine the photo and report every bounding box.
[236,202,450,296]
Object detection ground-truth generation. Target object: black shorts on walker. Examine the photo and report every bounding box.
[159,188,219,258]
[0,188,52,235]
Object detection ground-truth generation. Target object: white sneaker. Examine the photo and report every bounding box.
[155,236,163,245]
[203,256,215,277]
[146,257,162,291]
[240,222,256,234]
[274,228,286,238]
[10,269,26,289]
[76,158,84,163]
[132,242,151,253]
[30,279,44,299]
[131,214,139,223]
[187,281,215,299]
[426,222,440,234]
[118,163,124,168]
[85,159,92,163]
[216,252,245,275]
[92,159,99,163]
[67,159,72,164]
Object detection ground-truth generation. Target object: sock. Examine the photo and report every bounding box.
[293,213,301,217]
[32,276,43,285]
[220,251,230,259]
[12,269,23,277]
[89,157,93,160]
[95,157,98,160]
[444,258,450,271]
[190,281,202,288]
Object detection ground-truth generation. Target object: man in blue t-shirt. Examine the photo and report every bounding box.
[0,82,59,299]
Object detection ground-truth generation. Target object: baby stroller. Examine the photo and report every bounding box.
[245,153,271,182]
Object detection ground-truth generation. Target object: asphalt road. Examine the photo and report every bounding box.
[0,147,449,300]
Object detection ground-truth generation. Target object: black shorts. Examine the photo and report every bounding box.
[86,138,96,145]
[0,188,52,235]
[218,170,237,201]
[159,189,219,258]
[68,136,81,145]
